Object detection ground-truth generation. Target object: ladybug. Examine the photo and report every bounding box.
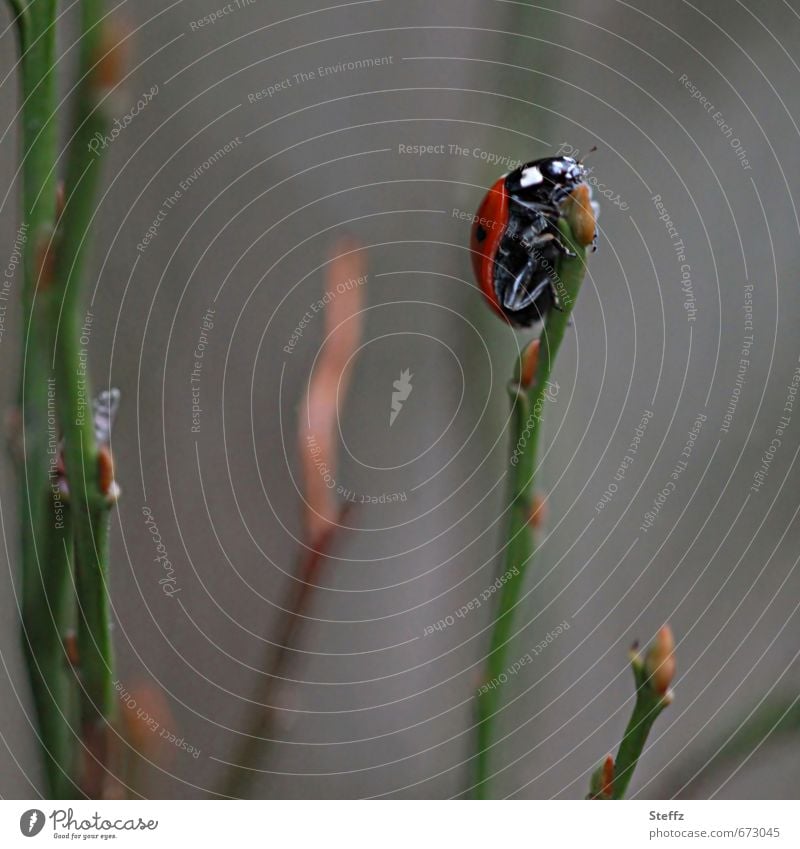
[470,156,597,327]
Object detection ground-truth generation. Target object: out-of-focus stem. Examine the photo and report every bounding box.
[7,0,28,52]
[221,242,364,798]
[52,0,117,792]
[221,515,347,799]
[14,0,79,799]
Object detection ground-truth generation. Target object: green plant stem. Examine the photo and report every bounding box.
[474,220,589,798]
[52,0,116,758]
[21,498,78,798]
[14,0,79,799]
[7,0,28,52]
[611,657,671,799]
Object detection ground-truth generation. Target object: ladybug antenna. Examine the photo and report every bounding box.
[579,145,598,164]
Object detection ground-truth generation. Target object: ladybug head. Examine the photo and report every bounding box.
[506,156,586,205]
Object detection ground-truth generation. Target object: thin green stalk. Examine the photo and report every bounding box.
[611,656,671,799]
[611,625,675,799]
[7,0,28,52]
[21,495,78,798]
[588,629,675,800]
[475,219,589,798]
[52,0,116,761]
[14,0,79,799]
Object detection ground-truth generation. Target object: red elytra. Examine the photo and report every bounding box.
[470,176,510,322]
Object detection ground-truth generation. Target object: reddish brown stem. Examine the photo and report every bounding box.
[220,505,351,798]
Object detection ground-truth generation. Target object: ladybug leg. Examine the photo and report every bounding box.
[552,234,577,259]
[549,281,566,313]
[533,218,576,259]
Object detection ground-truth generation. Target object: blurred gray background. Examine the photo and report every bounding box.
[1,0,799,799]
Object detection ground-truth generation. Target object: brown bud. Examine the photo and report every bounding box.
[97,444,115,496]
[91,17,131,92]
[564,183,596,248]
[34,234,57,291]
[120,680,174,764]
[600,754,614,798]
[645,625,676,696]
[588,753,615,800]
[63,630,80,667]
[519,338,540,389]
[528,492,547,530]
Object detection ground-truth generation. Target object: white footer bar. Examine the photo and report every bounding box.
[1,799,797,848]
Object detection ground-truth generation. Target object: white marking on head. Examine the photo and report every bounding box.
[519,166,543,187]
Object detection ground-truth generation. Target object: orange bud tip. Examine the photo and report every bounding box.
[589,754,615,799]
[528,493,547,530]
[601,754,615,798]
[645,625,676,696]
[519,338,540,389]
[63,631,80,667]
[564,183,596,247]
[97,445,115,496]
[91,18,131,93]
[120,680,175,764]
